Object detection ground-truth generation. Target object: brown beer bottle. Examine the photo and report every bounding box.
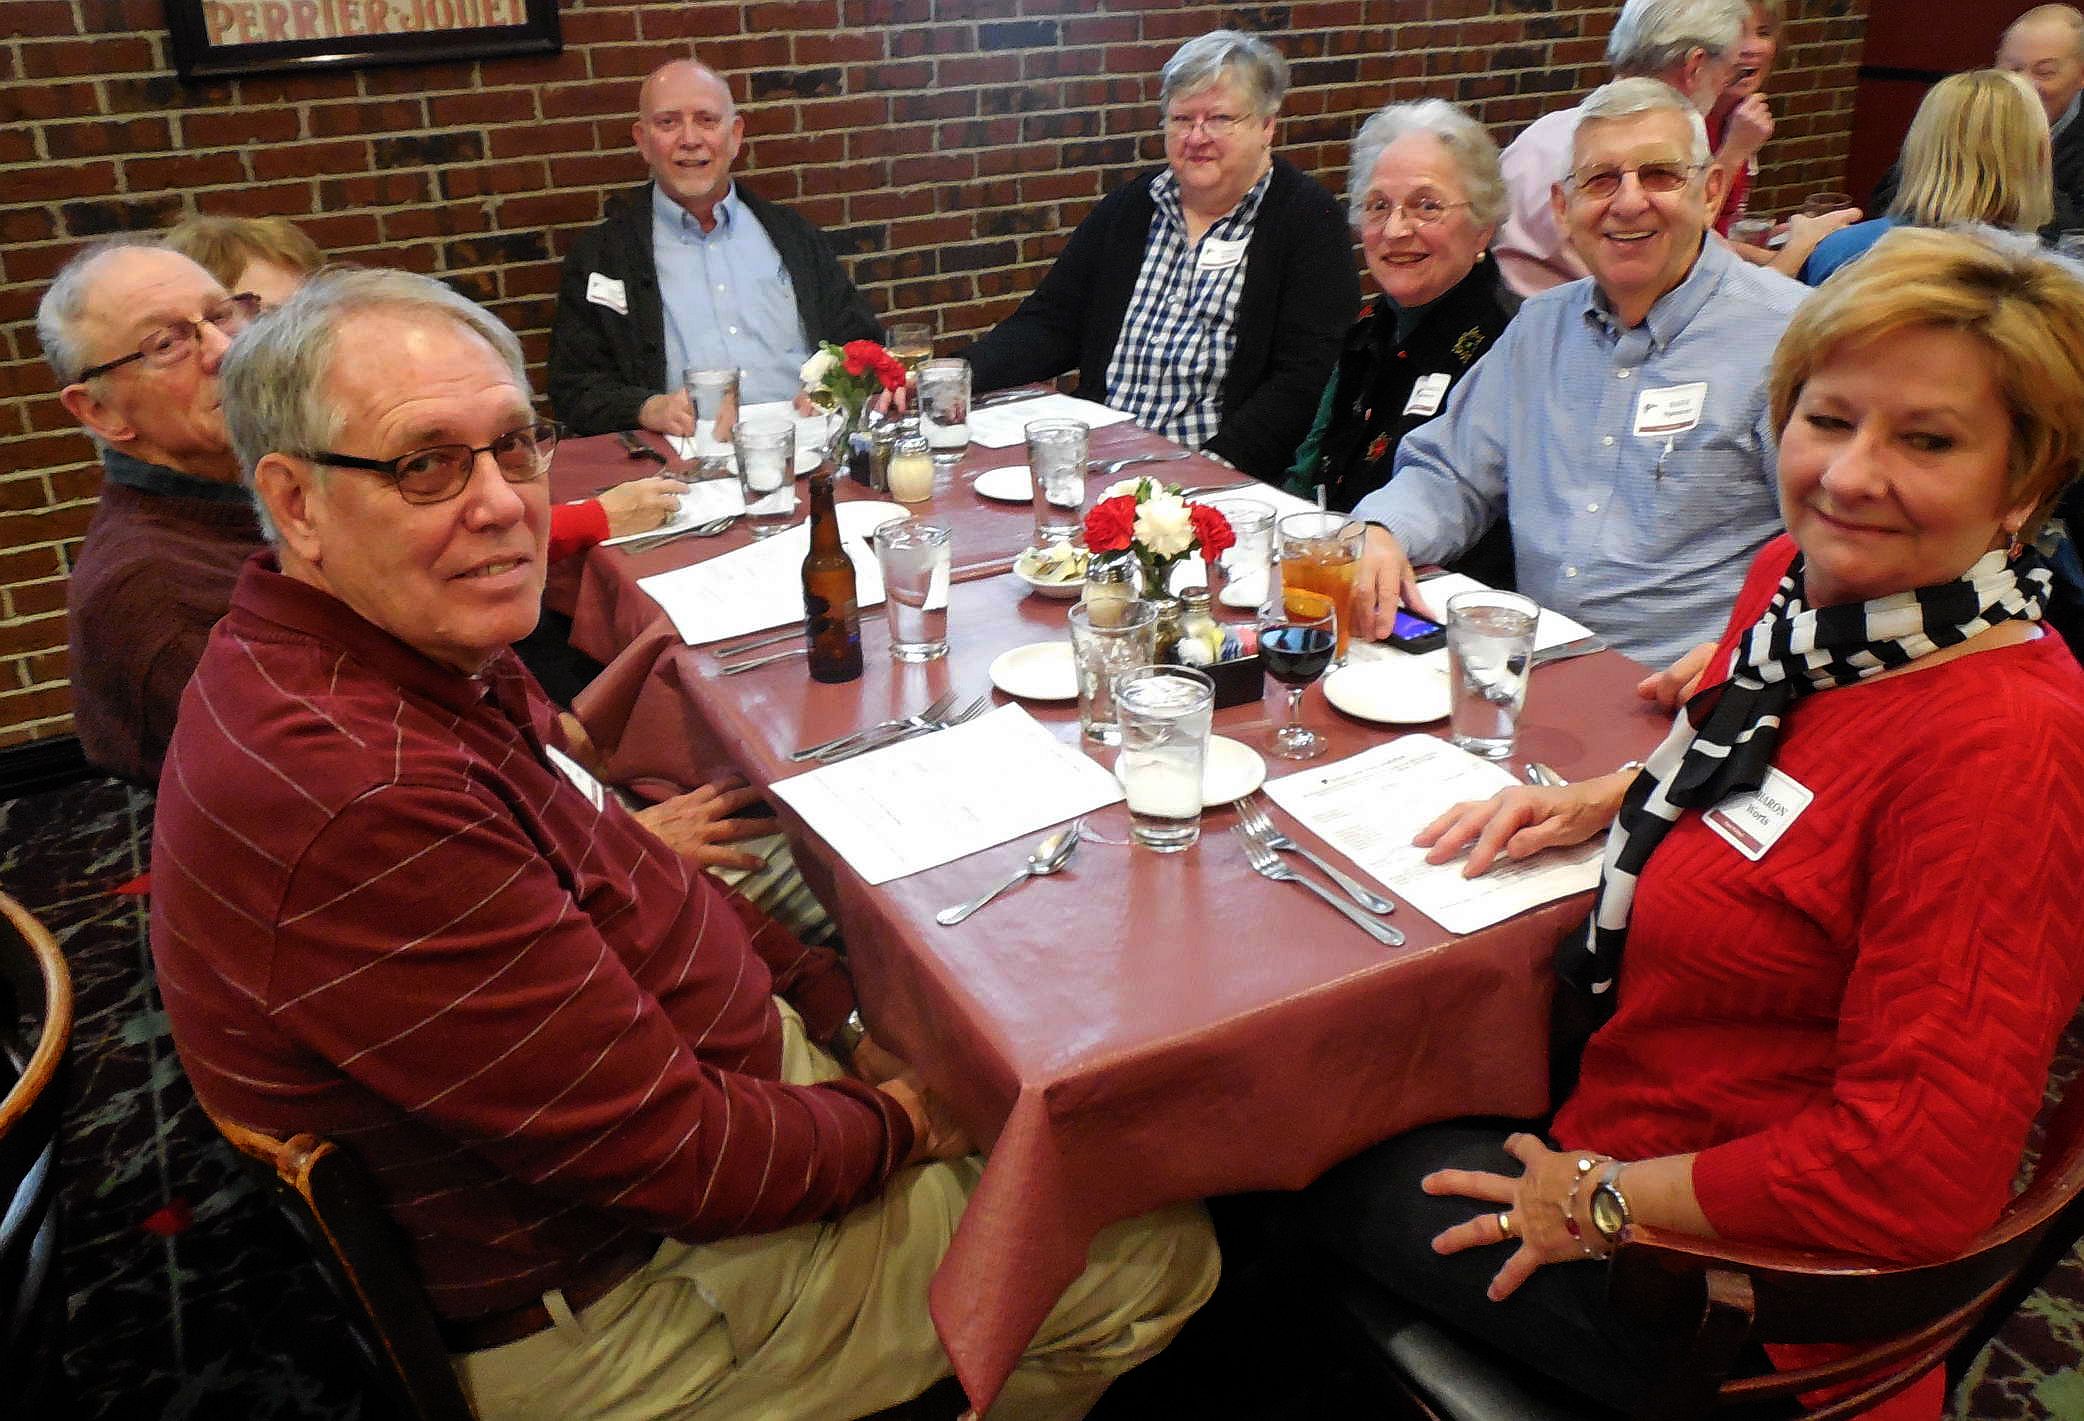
[801,470,863,683]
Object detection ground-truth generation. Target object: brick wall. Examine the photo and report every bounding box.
[0,0,1868,749]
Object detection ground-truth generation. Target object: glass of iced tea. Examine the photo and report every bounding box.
[1276,512,1365,660]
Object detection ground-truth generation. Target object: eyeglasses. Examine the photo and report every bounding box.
[1164,112,1252,139]
[76,292,265,381]
[305,420,561,505]
[1358,195,1472,229]
[1566,161,1703,200]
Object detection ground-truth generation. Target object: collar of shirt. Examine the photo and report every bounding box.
[1581,234,1731,354]
[652,180,738,242]
[102,448,253,504]
[1148,164,1274,241]
[231,552,526,721]
[2055,92,2081,143]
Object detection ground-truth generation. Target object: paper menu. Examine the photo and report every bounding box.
[966,394,1136,449]
[769,705,1126,885]
[597,477,744,547]
[1262,736,1604,934]
[665,401,839,470]
[636,500,909,645]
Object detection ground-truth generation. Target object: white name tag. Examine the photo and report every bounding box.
[1197,237,1248,271]
[544,745,607,813]
[1702,765,1813,862]
[586,272,629,316]
[1634,382,1707,437]
[1403,371,1452,418]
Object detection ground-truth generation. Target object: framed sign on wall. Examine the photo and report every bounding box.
[165,0,561,81]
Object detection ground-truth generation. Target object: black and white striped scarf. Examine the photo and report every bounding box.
[1556,545,2054,999]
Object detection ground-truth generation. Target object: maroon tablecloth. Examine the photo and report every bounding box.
[545,426,1671,1411]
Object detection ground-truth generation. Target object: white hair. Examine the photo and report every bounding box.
[1606,0,1748,75]
[1347,99,1507,228]
[1159,30,1289,116]
[1575,76,1714,170]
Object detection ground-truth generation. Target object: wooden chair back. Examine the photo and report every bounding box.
[1609,1078,2084,1418]
[204,1107,477,1421]
[0,889,72,1408]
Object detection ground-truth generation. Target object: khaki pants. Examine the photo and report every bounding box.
[454,1002,1219,1421]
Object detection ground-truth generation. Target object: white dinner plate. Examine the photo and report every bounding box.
[988,641,1078,701]
[1114,734,1265,807]
[1322,659,1452,725]
[972,464,1034,503]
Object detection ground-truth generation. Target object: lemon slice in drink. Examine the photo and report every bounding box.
[1282,587,1337,621]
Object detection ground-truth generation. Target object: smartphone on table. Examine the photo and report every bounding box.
[1386,608,1446,654]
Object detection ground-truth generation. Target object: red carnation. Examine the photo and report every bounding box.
[841,341,877,377]
[1190,502,1236,563]
[1083,495,1138,553]
[872,350,905,392]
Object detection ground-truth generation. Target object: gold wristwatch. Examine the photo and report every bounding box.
[1588,1161,1634,1248]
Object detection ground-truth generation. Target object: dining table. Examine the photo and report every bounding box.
[545,413,1673,1412]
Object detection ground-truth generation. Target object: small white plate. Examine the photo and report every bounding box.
[1114,734,1265,807]
[973,465,1034,502]
[1322,659,1452,724]
[1013,545,1087,599]
[988,641,1078,701]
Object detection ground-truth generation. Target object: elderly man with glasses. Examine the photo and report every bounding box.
[1348,78,1808,670]
[961,29,1356,483]
[39,240,266,785]
[151,266,1216,1421]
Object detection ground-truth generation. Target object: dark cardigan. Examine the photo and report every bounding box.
[1293,257,1520,587]
[961,156,1358,483]
[547,181,883,437]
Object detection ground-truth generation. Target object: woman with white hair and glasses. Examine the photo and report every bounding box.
[1288,99,1519,583]
[962,29,1355,482]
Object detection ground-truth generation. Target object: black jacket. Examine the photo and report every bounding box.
[1296,258,1520,589]
[547,182,883,436]
[960,156,1357,483]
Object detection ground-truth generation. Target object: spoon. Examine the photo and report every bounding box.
[935,823,1081,926]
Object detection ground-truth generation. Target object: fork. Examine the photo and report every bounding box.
[1091,450,1192,480]
[1233,828,1405,946]
[790,691,959,761]
[1235,796,1395,915]
[819,693,990,763]
[620,512,740,551]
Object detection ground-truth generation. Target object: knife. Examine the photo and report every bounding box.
[616,430,669,465]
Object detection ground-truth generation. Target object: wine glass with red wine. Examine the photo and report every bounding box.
[1261,589,1338,760]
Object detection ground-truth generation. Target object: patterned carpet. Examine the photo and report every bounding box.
[8,772,2081,1419]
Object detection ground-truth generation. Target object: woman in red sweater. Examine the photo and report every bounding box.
[1299,227,2084,1419]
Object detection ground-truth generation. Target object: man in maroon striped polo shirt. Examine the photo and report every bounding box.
[150,267,1215,1420]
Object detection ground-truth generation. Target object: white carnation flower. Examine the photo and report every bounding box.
[799,348,838,386]
[1134,493,1195,557]
[1102,476,1152,502]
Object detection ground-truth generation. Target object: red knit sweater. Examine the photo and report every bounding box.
[1553,537,2084,1416]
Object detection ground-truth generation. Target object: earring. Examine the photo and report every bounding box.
[2006,529,2025,560]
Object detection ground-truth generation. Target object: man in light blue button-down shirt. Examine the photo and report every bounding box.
[1351,78,1809,670]
[549,61,883,438]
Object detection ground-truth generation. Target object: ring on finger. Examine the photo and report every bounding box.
[1496,1210,1516,1240]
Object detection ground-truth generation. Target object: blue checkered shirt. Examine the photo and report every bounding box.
[1352,239,1810,669]
[1104,167,1271,450]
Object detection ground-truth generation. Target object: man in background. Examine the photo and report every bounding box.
[549,58,883,437]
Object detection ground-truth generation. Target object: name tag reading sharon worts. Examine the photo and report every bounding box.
[585,272,629,317]
[1633,381,1707,438]
[1701,764,1813,862]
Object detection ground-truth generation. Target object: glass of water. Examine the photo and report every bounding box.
[1067,599,1157,745]
[872,518,951,662]
[1115,664,1215,853]
[733,415,797,538]
[1446,589,1539,759]
[1202,498,1275,614]
[684,366,740,471]
[917,357,970,463]
[1026,418,1089,547]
